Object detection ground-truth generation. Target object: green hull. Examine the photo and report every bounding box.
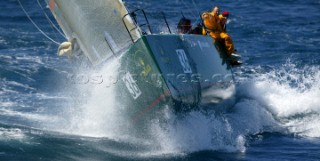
[117,34,234,122]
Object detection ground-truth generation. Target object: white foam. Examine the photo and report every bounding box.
[0,128,25,141]
[237,63,320,138]
[149,104,270,154]
[0,109,59,122]
[0,102,15,108]
[4,80,36,91]
[15,55,44,64]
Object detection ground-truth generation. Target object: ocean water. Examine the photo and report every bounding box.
[1,0,320,160]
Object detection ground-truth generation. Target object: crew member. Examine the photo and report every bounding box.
[219,11,229,32]
[177,17,192,34]
[202,6,236,56]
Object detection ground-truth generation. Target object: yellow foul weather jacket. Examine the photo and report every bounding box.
[202,11,235,55]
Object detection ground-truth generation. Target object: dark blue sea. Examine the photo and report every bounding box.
[1,0,320,160]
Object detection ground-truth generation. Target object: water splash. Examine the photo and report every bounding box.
[145,62,320,154]
[150,98,279,154]
[60,58,130,138]
[236,63,320,138]
[18,59,319,155]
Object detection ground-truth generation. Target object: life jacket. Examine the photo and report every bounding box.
[218,14,227,32]
[201,12,223,33]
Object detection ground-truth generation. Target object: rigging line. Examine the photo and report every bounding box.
[179,0,197,19]
[191,0,200,14]
[36,0,66,39]
[190,0,202,25]
[16,0,60,45]
[36,0,59,41]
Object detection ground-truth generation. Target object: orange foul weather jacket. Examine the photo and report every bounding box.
[219,14,227,32]
[202,11,235,56]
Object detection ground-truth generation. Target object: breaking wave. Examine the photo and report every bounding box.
[236,63,320,138]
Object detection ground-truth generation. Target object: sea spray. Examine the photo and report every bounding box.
[236,63,320,137]
[56,60,320,155]
[60,58,132,138]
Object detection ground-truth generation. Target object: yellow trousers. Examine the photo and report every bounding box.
[209,32,235,56]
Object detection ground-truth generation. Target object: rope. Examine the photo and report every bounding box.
[16,0,60,45]
[191,0,200,15]
[191,0,202,23]
[180,0,198,20]
[36,0,66,39]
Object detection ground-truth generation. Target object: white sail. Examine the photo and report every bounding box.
[46,0,141,65]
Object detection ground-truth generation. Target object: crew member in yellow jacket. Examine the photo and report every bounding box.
[219,11,229,32]
[202,6,235,56]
